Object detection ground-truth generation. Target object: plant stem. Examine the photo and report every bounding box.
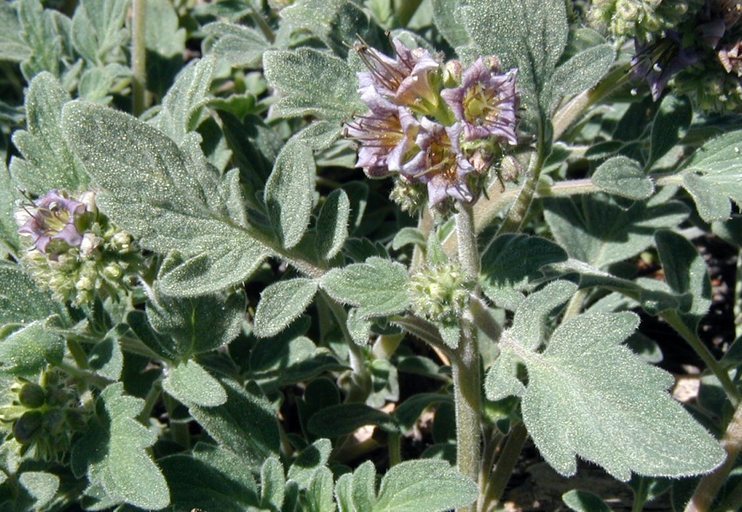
[164,392,191,449]
[563,289,588,321]
[395,0,423,27]
[480,422,528,510]
[131,0,148,116]
[250,6,275,43]
[663,310,740,407]
[388,432,402,467]
[453,203,483,511]
[684,401,742,512]
[56,361,111,389]
[319,291,371,403]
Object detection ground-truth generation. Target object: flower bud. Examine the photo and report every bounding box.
[13,410,43,444]
[409,263,473,323]
[18,383,46,409]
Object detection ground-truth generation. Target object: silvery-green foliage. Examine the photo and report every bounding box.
[592,156,654,200]
[202,22,270,69]
[71,0,129,66]
[0,3,31,63]
[254,278,319,337]
[487,284,725,480]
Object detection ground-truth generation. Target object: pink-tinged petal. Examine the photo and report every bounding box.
[16,190,87,255]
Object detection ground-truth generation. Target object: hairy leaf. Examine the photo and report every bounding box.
[71,0,129,66]
[63,102,269,296]
[0,3,30,62]
[260,457,285,510]
[648,95,692,167]
[254,278,318,338]
[431,0,472,48]
[545,44,614,114]
[0,318,64,376]
[0,264,66,326]
[10,72,88,194]
[163,360,227,407]
[315,189,350,260]
[322,257,410,318]
[307,403,399,437]
[562,490,612,512]
[592,156,654,200]
[287,438,332,490]
[202,22,269,68]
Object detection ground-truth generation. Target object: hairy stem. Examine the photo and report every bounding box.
[684,401,742,512]
[480,422,528,510]
[663,310,740,407]
[164,392,191,449]
[131,0,148,116]
[453,203,482,511]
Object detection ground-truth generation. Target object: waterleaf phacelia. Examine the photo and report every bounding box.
[345,38,520,211]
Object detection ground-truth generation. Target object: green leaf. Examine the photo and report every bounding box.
[592,156,655,200]
[0,3,30,62]
[562,489,612,512]
[679,129,742,222]
[351,461,377,512]
[287,438,332,490]
[315,189,350,260]
[393,393,452,432]
[322,257,410,318]
[264,48,364,121]
[71,383,170,509]
[280,0,385,58]
[0,163,22,256]
[543,192,688,268]
[163,360,227,407]
[307,403,399,437]
[0,319,64,377]
[18,472,59,511]
[0,264,66,326]
[17,0,64,79]
[260,457,286,510]
[63,102,269,296]
[648,95,692,167]
[71,0,129,65]
[335,472,353,512]
[431,0,472,48]
[147,257,246,358]
[202,22,269,68]
[254,278,318,338]
[144,0,185,97]
[265,136,316,249]
[189,379,280,470]
[160,444,259,512]
[10,72,88,194]
[373,460,478,512]
[655,230,711,328]
[391,227,426,251]
[88,330,123,381]
[545,44,614,114]
[498,310,725,480]
[156,56,215,146]
[480,234,568,310]
[306,466,335,512]
[459,0,568,120]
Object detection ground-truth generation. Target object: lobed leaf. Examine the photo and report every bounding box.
[202,22,269,68]
[592,156,655,200]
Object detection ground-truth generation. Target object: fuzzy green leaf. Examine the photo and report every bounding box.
[431,0,472,48]
[17,0,65,79]
[156,56,215,146]
[393,393,452,433]
[163,360,227,407]
[373,460,478,512]
[543,192,688,268]
[88,330,123,381]
[71,383,170,509]
[160,444,259,512]
[592,156,655,200]
[287,438,332,490]
[63,102,269,296]
[144,0,185,97]
[254,278,318,338]
[0,163,22,256]
[189,379,280,470]
[0,318,64,376]
[322,257,410,318]
[18,472,59,511]
[260,457,285,510]
[391,227,426,251]
[71,0,129,65]
[459,0,568,120]
[648,95,692,167]
[10,72,88,194]
[679,129,742,222]
[498,310,725,480]
[562,490,612,512]
[315,189,350,260]
[264,136,316,249]
[306,466,335,512]
[351,461,377,512]
[307,403,399,437]
[480,234,568,310]
[147,256,246,358]
[545,44,614,113]
[335,472,353,512]
[0,264,66,326]
[264,48,364,121]
[202,22,269,68]
[0,3,30,62]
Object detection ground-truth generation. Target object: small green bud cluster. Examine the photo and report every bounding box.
[588,0,701,41]
[673,65,742,112]
[409,263,473,324]
[0,373,91,461]
[390,177,428,215]
[17,190,140,306]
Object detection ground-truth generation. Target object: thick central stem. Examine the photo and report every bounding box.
[453,203,482,511]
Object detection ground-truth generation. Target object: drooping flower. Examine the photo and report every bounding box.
[441,57,518,145]
[631,34,699,100]
[356,38,442,113]
[344,89,419,178]
[16,190,86,257]
[402,119,476,206]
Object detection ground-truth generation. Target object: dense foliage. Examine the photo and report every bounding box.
[0,1,740,511]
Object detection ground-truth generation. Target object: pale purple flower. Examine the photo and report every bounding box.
[401,119,476,206]
[17,190,86,257]
[356,39,441,109]
[631,34,698,100]
[344,89,419,178]
[441,58,518,145]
